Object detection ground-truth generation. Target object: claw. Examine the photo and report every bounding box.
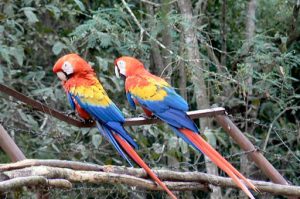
[64,110,76,117]
[83,119,95,125]
[138,113,158,120]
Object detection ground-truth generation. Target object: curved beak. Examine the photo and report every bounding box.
[115,65,120,78]
[56,71,67,81]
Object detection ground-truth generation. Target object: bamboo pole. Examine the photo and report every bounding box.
[215,115,289,185]
[0,124,26,162]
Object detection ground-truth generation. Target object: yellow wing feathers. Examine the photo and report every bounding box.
[131,85,167,101]
[70,83,111,106]
[129,76,169,101]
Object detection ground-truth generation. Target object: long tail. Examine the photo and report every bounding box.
[179,128,257,199]
[113,133,177,199]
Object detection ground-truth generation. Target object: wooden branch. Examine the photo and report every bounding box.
[0,84,91,128]
[1,160,300,196]
[47,179,73,189]
[0,176,71,192]
[0,124,26,162]
[0,159,103,172]
[3,166,209,192]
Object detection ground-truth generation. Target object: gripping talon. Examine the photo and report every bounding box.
[138,114,157,120]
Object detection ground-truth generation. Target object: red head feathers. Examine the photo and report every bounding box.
[53,53,94,81]
[114,56,146,77]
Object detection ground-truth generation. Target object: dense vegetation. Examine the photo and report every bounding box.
[0,0,299,198]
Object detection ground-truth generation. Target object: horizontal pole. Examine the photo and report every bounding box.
[0,84,225,127]
[124,107,226,126]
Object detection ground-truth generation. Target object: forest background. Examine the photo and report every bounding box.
[0,0,299,198]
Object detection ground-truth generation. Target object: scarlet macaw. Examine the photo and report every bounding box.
[114,56,258,199]
[53,54,177,199]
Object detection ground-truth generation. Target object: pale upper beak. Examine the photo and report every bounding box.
[115,65,120,78]
[57,71,67,81]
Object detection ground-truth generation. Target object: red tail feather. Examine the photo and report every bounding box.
[113,133,177,199]
[180,128,257,199]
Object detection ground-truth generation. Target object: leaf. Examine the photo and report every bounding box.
[0,25,4,33]
[51,143,61,153]
[74,0,86,12]
[153,143,163,154]
[52,41,66,55]
[31,87,53,96]
[10,47,24,66]
[178,139,189,154]
[17,109,39,129]
[0,47,11,64]
[0,65,3,82]
[98,32,112,48]
[22,7,39,23]
[95,56,108,71]
[92,134,102,148]
[46,5,61,19]
[168,137,178,150]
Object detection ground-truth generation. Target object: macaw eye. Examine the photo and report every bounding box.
[62,61,74,75]
[116,60,126,76]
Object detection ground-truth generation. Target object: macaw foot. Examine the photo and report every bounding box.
[64,110,76,117]
[0,172,9,181]
[83,119,95,125]
[138,113,158,120]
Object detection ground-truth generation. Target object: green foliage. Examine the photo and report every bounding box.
[0,0,299,198]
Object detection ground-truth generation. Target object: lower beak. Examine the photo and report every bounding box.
[115,66,120,78]
[57,71,67,81]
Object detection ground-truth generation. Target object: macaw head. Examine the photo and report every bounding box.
[53,53,94,81]
[114,56,145,78]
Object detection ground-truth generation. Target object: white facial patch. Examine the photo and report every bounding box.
[117,60,126,76]
[57,71,67,81]
[62,61,74,75]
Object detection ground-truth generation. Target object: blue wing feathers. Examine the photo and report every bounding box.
[126,92,136,109]
[73,95,125,123]
[67,92,75,110]
[71,93,139,166]
[132,88,198,132]
[158,108,199,132]
[164,87,189,111]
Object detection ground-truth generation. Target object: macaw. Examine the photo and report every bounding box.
[53,54,177,199]
[114,56,258,199]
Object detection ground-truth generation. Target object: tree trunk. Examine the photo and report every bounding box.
[145,3,164,76]
[161,0,173,81]
[177,0,221,198]
[245,0,256,95]
[220,0,227,67]
[240,0,257,198]
[178,32,187,101]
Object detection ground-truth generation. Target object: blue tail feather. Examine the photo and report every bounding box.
[106,121,138,149]
[96,121,134,167]
[169,126,199,151]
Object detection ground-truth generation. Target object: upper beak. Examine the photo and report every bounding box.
[56,71,67,81]
[115,65,120,78]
